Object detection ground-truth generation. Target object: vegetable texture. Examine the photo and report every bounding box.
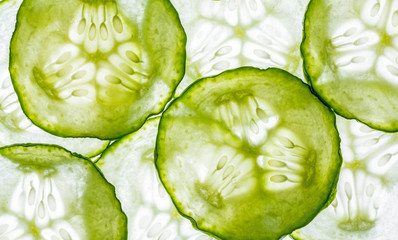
[293,117,398,240]
[97,117,214,240]
[170,0,309,95]
[9,0,186,139]
[302,0,398,131]
[0,144,127,239]
[0,0,109,157]
[6,0,398,239]
[156,67,342,240]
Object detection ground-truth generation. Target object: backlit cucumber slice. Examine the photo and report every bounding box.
[9,0,186,139]
[170,0,309,95]
[155,67,342,240]
[292,116,398,240]
[0,144,127,239]
[302,0,398,131]
[0,0,108,157]
[97,117,214,240]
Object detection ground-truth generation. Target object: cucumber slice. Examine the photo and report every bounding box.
[292,116,398,240]
[170,0,309,95]
[155,67,342,240]
[97,117,214,240]
[0,144,127,239]
[9,0,186,139]
[302,0,398,131]
[0,0,108,157]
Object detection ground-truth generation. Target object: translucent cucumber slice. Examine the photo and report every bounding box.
[170,0,309,95]
[302,0,398,131]
[155,67,342,240]
[97,117,214,240]
[0,144,127,239]
[292,116,398,240]
[0,0,108,157]
[9,0,186,139]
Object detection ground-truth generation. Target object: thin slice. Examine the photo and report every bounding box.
[292,116,398,240]
[155,67,341,240]
[97,117,214,240]
[0,144,127,239]
[9,0,186,139]
[0,0,108,157]
[170,0,309,95]
[302,0,398,131]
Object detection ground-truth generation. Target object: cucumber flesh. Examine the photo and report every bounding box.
[292,116,398,240]
[0,144,127,240]
[9,0,186,139]
[156,67,342,240]
[97,117,214,240]
[302,0,398,131]
[170,0,309,95]
[0,0,108,158]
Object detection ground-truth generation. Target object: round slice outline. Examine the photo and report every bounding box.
[97,116,215,240]
[0,0,109,157]
[301,0,398,132]
[0,143,127,240]
[291,116,398,240]
[155,67,342,240]
[170,0,310,96]
[9,0,186,139]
